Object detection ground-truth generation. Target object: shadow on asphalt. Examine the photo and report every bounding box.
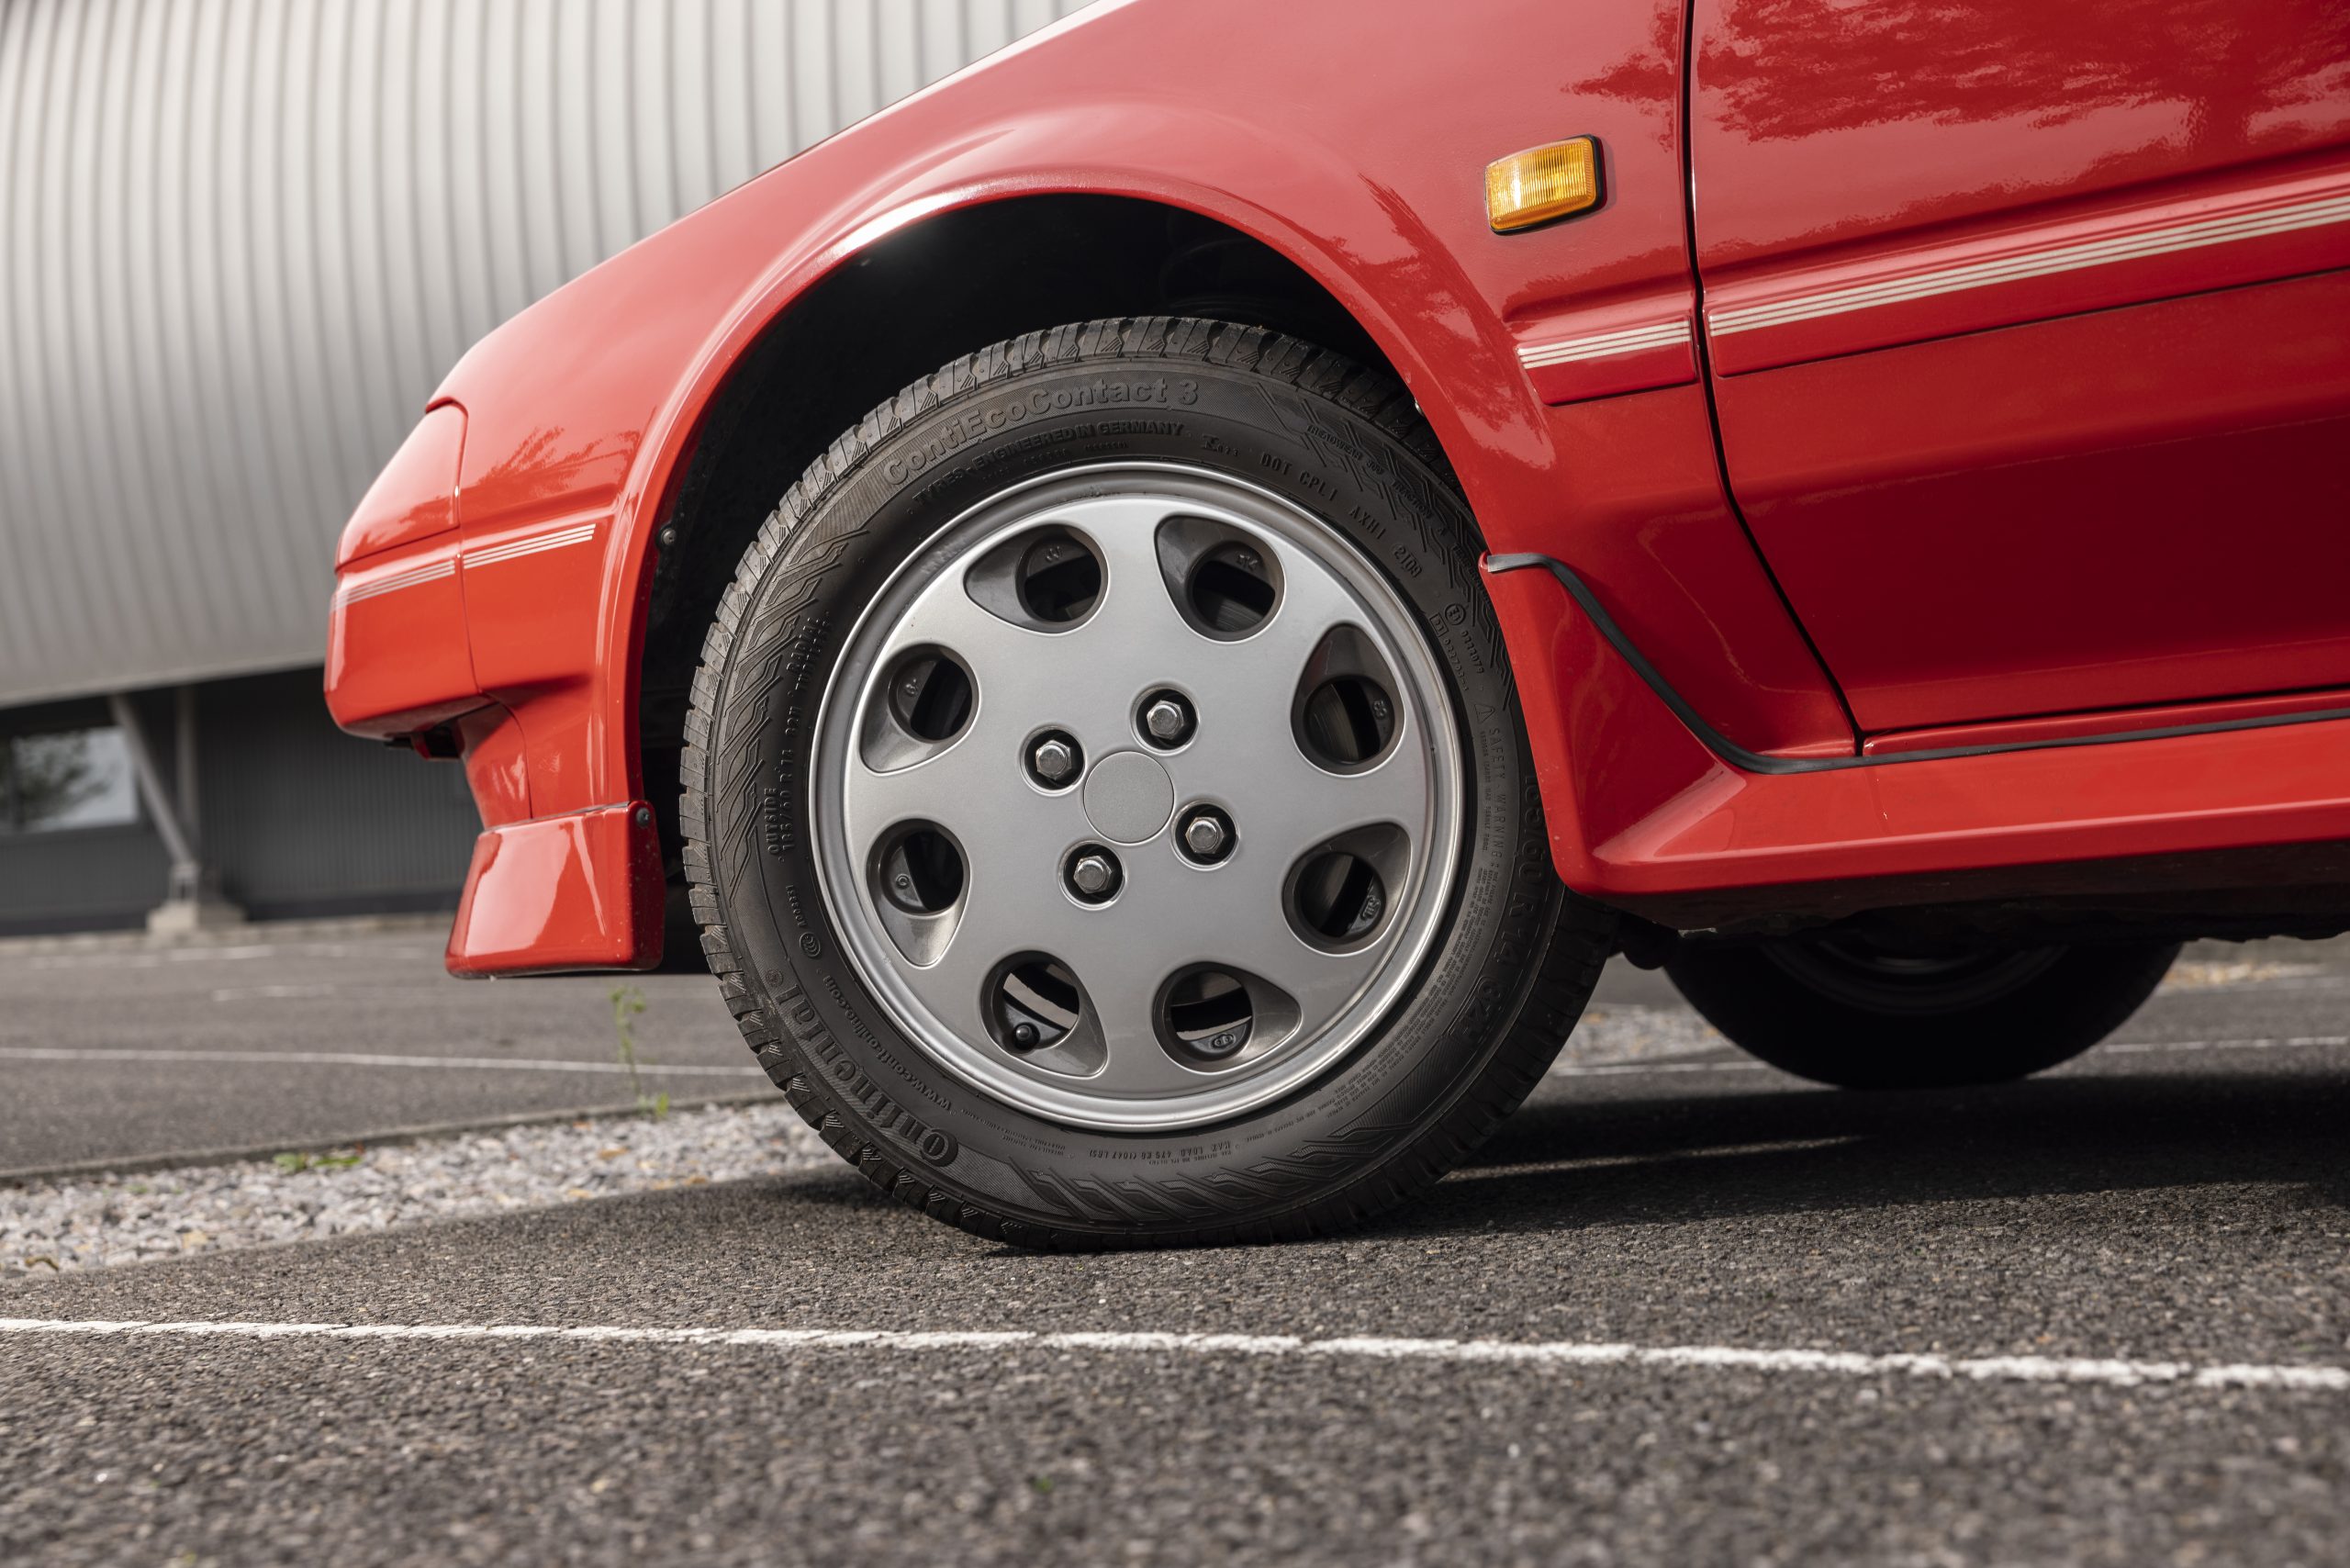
[17,1067,2343,1302]
[1393,1069,2350,1238]
[755,1066,2350,1254]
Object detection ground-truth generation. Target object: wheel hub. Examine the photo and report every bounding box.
[1081,751,1176,845]
[808,464,1463,1132]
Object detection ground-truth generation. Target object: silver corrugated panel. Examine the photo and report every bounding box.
[0,0,1094,707]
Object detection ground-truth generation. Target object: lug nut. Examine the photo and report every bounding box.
[1178,808,1233,864]
[1067,848,1121,902]
[1140,692,1194,747]
[1028,732,1080,786]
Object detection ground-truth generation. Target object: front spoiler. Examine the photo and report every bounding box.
[446,802,666,976]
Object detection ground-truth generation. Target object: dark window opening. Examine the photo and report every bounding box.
[0,727,139,834]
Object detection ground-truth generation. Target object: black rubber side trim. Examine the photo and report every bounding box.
[1483,551,2350,775]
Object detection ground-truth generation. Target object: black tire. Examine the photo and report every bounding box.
[1664,937,2180,1089]
[681,318,1614,1249]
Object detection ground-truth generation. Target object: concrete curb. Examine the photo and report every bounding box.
[0,911,453,957]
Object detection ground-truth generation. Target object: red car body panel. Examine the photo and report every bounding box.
[321,0,2350,974]
[1691,0,2350,730]
[1491,566,2350,900]
[1716,269,2350,731]
[334,404,465,568]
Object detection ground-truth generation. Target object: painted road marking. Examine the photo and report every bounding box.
[0,1316,2340,1392]
[17,945,441,971]
[1453,1137,1865,1182]
[2099,1035,2349,1055]
[3,1036,2337,1082]
[0,1047,766,1078]
[1550,1035,2350,1078]
[207,985,340,1002]
[6,1036,2338,1082]
[1551,1058,1768,1078]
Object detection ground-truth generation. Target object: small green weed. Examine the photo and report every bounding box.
[609,985,667,1118]
[271,1148,364,1174]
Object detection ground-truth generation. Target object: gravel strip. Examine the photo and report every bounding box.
[5,1004,1729,1276]
[2,1102,831,1275]
[1552,1003,1730,1070]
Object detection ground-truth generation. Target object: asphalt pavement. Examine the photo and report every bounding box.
[2,924,2344,1565]
[0,924,765,1175]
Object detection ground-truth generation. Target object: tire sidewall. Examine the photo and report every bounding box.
[703,345,1557,1232]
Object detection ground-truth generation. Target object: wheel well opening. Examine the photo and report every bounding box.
[637,195,1400,879]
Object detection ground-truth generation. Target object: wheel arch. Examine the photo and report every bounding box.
[632,193,1431,873]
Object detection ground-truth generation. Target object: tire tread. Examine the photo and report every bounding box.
[680,316,1608,1249]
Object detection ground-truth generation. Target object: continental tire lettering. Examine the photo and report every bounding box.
[880,377,1204,484]
[811,1035,960,1167]
[1024,376,1198,415]
[882,399,1036,485]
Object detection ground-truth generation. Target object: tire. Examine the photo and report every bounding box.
[1663,936,2181,1089]
[681,317,1613,1249]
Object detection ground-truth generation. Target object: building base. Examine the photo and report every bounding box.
[146,897,248,936]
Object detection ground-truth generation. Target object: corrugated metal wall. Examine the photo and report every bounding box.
[187,668,485,913]
[0,0,1095,708]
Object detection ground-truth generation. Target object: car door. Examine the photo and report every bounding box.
[1688,0,2350,736]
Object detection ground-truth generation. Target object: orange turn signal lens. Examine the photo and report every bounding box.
[1485,138,1601,232]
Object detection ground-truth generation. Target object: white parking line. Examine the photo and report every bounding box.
[1,1316,2341,1392]
[10,1036,2333,1082]
[1550,1035,2350,1078]
[14,1036,2338,1083]
[17,945,440,971]
[208,985,339,1002]
[1551,1058,1766,1078]
[0,1047,766,1078]
[2099,1035,2349,1055]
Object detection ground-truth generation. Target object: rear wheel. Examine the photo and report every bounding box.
[1664,936,2180,1089]
[683,318,1612,1248]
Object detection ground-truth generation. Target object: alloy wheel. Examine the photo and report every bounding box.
[809,464,1463,1132]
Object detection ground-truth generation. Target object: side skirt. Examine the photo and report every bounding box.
[1482,553,2350,772]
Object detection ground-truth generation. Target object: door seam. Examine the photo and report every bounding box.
[1674,0,1864,748]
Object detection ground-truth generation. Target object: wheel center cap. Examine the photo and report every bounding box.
[1082,750,1176,845]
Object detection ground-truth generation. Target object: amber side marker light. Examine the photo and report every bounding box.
[1485,137,1601,232]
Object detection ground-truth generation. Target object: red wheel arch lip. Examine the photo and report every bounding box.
[430,144,1544,823]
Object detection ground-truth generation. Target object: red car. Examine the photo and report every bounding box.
[326,0,2350,1246]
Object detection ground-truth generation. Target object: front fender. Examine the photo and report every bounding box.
[433,0,1696,820]
[422,0,1869,969]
